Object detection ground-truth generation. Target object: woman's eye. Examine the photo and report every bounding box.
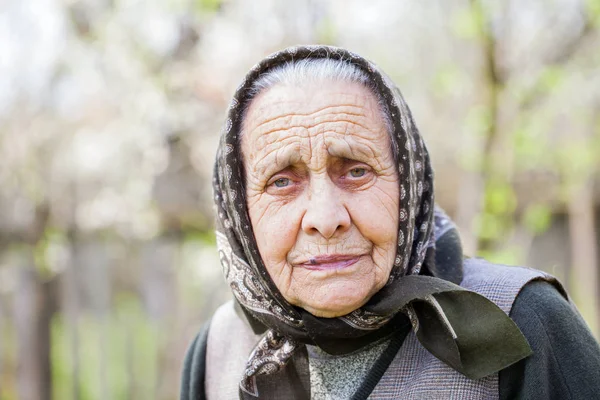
[273,178,290,187]
[349,168,367,178]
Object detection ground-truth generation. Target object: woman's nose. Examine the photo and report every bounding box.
[301,180,351,239]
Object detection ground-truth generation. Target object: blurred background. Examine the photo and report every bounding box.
[1,0,599,399]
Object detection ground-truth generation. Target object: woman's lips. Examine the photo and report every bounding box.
[298,254,363,270]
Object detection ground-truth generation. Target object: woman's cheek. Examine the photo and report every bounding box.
[347,186,399,264]
[255,201,302,266]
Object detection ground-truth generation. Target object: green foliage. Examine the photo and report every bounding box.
[512,119,552,169]
[476,181,517,249]
[538,67,565,91]
[51,316,72,400]
[433,64,463,97]
[0,322,17,399]
[195,0,222,14]
[522,204,552,234]
[451,6,482,40]
[34,229,66,279]
[315,17,337,45]
[466,105,493,138]
[556,139,598,185]
[474,212,504,241]
[517,66,566,110]
[485,181,517,216]
[478,246,524,266]
[459,105,493,172]
[185,229,216,246]
[51,296,160,400]
[586,0,600,27]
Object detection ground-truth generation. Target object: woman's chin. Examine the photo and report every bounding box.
[303,307,355,318]
[297,292,371,318]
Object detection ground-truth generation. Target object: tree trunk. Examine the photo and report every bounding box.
[65,231,81,400]
[455,0,502,255]
[567,180,599,337]
[0,293,4,400]
[14,252,54,400]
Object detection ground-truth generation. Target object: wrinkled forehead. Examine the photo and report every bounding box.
[241,80,384,139]
[239,81,394,173]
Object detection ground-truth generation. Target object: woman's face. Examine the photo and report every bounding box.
[242,81,399,318]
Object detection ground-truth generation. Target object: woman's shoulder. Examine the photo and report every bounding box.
[499,280,600,400]
[460,258,561,316]
[510,279,598,353]
[512,279,573,318]
[180,301,261,400]
[180,321,211,400]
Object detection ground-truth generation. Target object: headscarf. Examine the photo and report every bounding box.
[213,45,531,399]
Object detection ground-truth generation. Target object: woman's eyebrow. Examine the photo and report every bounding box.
[252,144,302,178]
[326,139,378,163]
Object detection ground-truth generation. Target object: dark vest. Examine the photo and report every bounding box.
[204,259,559,399]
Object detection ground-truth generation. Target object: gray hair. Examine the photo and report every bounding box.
[240,58,395,151]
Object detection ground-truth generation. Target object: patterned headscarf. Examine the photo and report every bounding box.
[213,46,530,399]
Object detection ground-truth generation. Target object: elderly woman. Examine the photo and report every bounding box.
[180,46,600,400]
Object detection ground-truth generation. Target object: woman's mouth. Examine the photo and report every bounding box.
[299,254,363,270]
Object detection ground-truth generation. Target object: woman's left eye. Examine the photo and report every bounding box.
[273,178,290,187]
[349,167,367,178]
